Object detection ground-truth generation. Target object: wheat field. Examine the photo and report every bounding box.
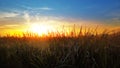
[0,28,120,68]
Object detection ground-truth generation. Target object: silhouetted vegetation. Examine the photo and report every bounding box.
[0,28,120,68]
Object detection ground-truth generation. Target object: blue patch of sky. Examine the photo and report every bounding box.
[0,0,120,21]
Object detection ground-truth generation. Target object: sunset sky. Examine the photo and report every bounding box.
[0,0,120,36]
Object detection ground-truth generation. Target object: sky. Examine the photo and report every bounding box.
[0,0,120,36]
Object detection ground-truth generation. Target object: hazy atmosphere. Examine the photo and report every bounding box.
[0,0,120,36]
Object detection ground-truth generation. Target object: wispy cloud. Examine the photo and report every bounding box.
[0,12,19,18]
[23,12,30,23]
[0,24,20,29]
[104,17,120,27]
[106,11,120,17]
[39,7,53,10]
[21,5,53,11]
[110,18,120,24]
[4,24,19,27]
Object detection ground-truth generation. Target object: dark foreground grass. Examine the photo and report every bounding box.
[0,30,120,68]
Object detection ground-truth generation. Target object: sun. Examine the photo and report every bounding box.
[29,23,50,35]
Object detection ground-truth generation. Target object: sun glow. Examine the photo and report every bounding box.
[29,23,53,35]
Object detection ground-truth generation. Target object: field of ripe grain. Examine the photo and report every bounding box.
[0,30,120,68]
